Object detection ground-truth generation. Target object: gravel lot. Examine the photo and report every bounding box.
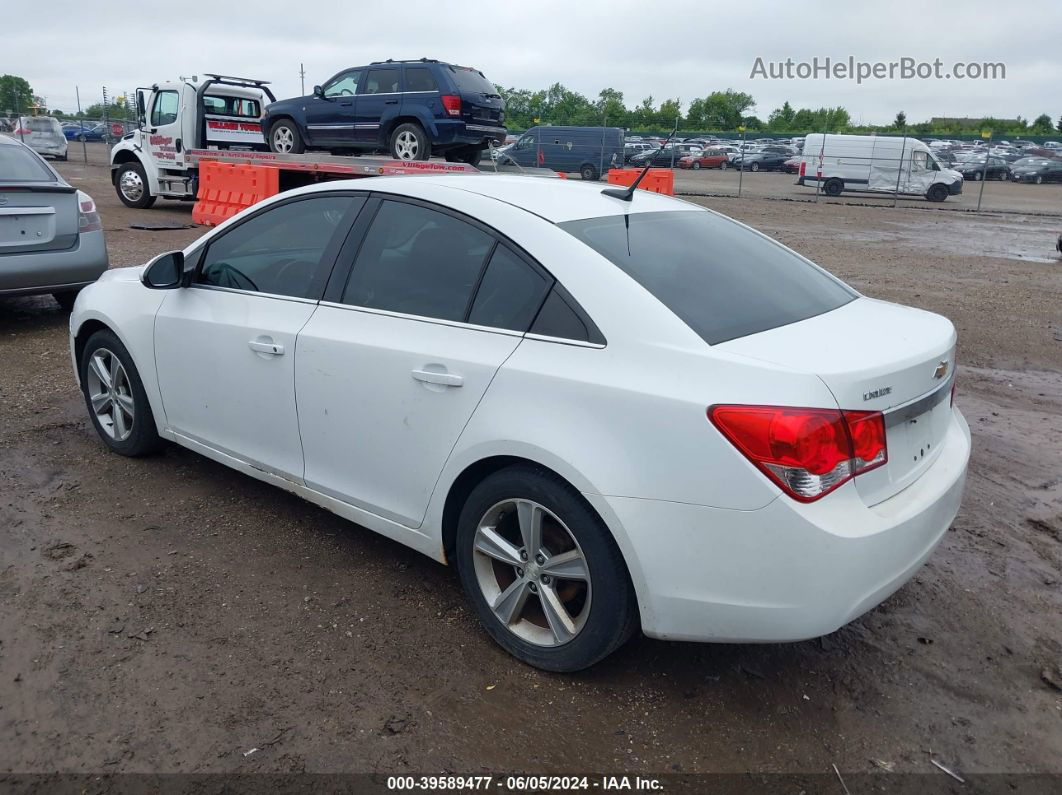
[2,143,1060,781]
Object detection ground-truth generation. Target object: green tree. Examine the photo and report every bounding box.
[596,88,628,126]
[695,89,755,129]
[767,101,796,131]
[0,74,34,115]
[894,110,907,130]
[657,98,682,127]
[1029,113,1054,134]
[1057,115,1062,133]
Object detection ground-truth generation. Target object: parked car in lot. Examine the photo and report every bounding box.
[62,122,107,142]
[630,143,703,167]
[69,174,970,671]
[623,142,653,163]
[952,155,1010,181]
[9,116,68,160]
[500,126,624,180]
[1010,158,1062,184]
[676,150,729,170]
[782,156,802,173]
[0,135,107,309]
[733,152,789,172]
[262,58,506,164]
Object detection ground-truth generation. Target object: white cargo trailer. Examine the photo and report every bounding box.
[798,134,964,202]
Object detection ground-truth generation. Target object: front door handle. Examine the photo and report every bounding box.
[411,368,463,387]
[248,340,285,356]
[385,99,399,105]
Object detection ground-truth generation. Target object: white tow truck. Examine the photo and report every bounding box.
[110,73,529,210]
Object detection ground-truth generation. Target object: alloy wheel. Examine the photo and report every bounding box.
[394,131,419,160]
[86,348,135,442]
[272,126,294,153]
[472,499,592,646]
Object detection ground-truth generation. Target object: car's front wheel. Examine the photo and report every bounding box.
[79,329,163,457]
[455,465,638,671]
[269,120,305,154]
[115,162,156,209]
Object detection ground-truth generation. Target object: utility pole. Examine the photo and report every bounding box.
[300,63,306,96]
[75,85,87,162]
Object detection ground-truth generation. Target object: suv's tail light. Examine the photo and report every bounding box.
[708,405,887,502]
[76,190,102,233]
[441,95,462,117]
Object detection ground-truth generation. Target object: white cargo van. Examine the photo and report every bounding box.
[798,134,964,202]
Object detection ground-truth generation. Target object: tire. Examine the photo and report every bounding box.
[823,178,843,197]
[77,134,86,143]
[455,464,638,672]
[750,162,760,172]
[971,172,982,181]
[692,161,701,170]
[115,162,156,209]
[997,171,1007,181]
[389,122,429,161]
[52,290,80,312]
[719,161,729,170]
[926,183,949,202]
[579,164,599,181]
[269,120,304,154]
[79,329,163,457]
[1035,176,1043,185]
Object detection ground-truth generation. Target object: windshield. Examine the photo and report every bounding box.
[560,210,856,345]
[0,144,55,181]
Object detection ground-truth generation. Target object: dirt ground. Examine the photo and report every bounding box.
[1,143,1061,782]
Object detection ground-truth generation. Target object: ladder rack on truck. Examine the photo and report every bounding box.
[186,149,560,226]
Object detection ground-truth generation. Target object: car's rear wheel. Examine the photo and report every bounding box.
[455,465,638,672]
[692,161,701,170]
[269,120,304,154]
[823,178,843,197]
[580,164,599,181]
[720,161,729,170]
[115,162,156,209]
[79,329,163,457]
[390,123,429,161]
[1035,175,1043,185]
[52,290,80,312]
[750,162,760,172]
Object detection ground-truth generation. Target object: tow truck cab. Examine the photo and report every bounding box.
[110,74,274,208]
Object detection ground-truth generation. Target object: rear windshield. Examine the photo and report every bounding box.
[0,144,54,181]
[559,210,856,344]
[448,66,500,97]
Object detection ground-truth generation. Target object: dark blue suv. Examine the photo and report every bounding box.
[262,58,506,165]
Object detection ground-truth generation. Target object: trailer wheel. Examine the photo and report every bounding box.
[580,164,599,181]
[926,184,949,202]
[390,123,429,161]
[823,178,843,197]
[115,162,156,209]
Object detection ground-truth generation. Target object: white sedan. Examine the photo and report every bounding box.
[70,175,970,671]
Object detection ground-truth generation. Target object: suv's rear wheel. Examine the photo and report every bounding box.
[269,120,304,154]
[390,123,429,161]
[579,164,599,181]
[455,465,638,671]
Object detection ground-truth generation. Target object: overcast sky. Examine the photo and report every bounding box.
[9,0,1061,125]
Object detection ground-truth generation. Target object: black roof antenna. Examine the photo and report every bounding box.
[602,119,679,201]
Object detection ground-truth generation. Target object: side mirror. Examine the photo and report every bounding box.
[136,91,145,118]
[141,250,185,290]
[313,85,325,99]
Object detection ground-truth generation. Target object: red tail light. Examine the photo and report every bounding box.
[799,160,806,177]
[441,95,462,117]
[708,405,887,502]
[76,190,102,233]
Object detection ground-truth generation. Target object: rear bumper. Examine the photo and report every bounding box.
[431,120,506,148]
[594,408,971,642]
[0,230,109,296]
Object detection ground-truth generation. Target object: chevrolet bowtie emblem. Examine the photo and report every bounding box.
[933,360,949,380]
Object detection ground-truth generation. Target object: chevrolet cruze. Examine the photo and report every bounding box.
[69,175,970,671]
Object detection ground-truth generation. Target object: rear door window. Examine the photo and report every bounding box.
[404,67,438,92]
[467,245,549,331]
[361,69,400,95]
[560,210,855,345]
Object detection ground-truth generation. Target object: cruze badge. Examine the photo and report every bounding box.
[863,386,892,401]
[933,360,949,380]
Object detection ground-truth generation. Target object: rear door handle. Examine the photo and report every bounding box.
[385,99,399,105]
[248,340,285,356]
[411,369,463,387]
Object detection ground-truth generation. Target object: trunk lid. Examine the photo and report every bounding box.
[717,297,956,505]
[0,185,79,254]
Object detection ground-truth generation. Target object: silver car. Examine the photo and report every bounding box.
[0,135,108,309]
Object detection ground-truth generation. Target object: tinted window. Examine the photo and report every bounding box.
[405,67,438,92]
[203,95,260,117]
[198,196,360,298]
[468,245,549,331]
[560,210,855,345]
[342,200,491,321]
[448,67,499,96]
[362,69,400,95]
[151,90,179,126]
[529,289,590,342]
[0,144,53,181]
[324,71,361,98]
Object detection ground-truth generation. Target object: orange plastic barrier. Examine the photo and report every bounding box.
[605,168,674,196]
[192,161,280,226]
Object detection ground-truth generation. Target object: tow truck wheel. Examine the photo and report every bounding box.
[269,121,304,154]
[115,162,156,209]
